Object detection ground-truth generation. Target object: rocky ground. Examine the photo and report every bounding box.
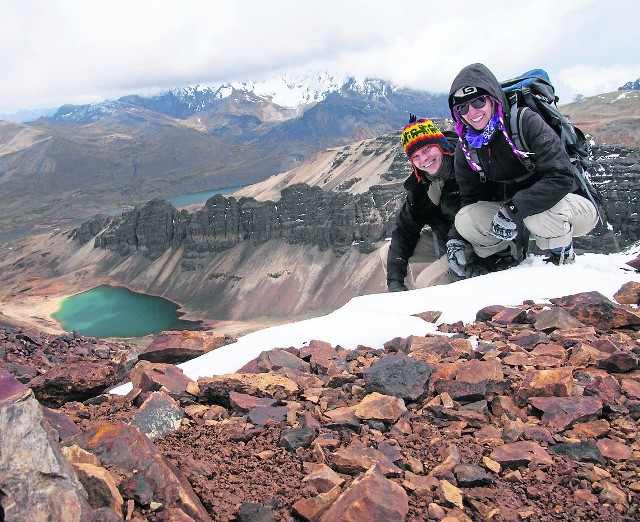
[2,278,640,521]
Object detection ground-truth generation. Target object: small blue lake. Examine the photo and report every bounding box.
[167,185,245,208]
[52,285,202,338]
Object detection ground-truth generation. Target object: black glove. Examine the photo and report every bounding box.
[490,208,518,241]
[388,280,408,292]
[446,239,468,277]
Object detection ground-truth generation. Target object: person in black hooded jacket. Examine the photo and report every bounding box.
[382,116,487,291]
[445,63,598,274]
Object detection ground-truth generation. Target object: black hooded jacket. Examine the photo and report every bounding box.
[387,132,460,282]
[447,63,577,224]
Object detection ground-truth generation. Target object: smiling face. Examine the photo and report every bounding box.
[411,145,443,175]
[461,96,493,131]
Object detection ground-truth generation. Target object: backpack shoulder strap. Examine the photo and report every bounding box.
[507,103,534,172]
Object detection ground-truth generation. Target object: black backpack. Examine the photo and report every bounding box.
[468,69,606,227]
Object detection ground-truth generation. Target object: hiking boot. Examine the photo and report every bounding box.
[485,246,522,272]
[544,243,575,265]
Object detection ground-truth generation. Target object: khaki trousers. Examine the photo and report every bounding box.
[380,228,452,289]
[454,193,598,257]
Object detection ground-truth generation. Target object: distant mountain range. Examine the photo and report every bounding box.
[0,73,449,240]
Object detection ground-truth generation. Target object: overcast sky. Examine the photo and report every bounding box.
[2,0,638,115]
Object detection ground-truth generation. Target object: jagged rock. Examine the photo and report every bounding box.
[515,367,574,406]
[548,441,604,463]
[71,462,125,517]
[596,438,633,461]
[550,291,640,329]
[353,392,406,423]
[131,391,184,439]
[229,391,277,412]
[453,463,494,487]
[429,444,461,481]
[406,335,459,363]
[362,353,432,400]
[330,441,403,477]
[0,370,94,520]
[247,405,289,426]
[291,485,342,522]
[139,330,236,364]
[438,478,464,509]
[489,441,554,469]
[43,406,83,440]
[527,396,603,430]
[235,502,277,522]
[301,463,345,493]
[129,360,195,396]
[256,347,310,373]
[298,340,338,374]
[598,350,640,373]
[197,373,299,406]
[318,463,409,521]
[531,307,585,331]
[614,281,640,304]
[28,359,127,407]
[67,421,211,520]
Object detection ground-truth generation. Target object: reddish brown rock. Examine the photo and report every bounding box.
[550,291,640,329]
[138,330,236,364]
[302,463,345,493]
[318,463,409,522]
[197,372,298,406]
[527,396,603,431]
[613,281,640,305]
[595,438,633,461]
[412,311,443,323]
[489,441,554,469]
[531,307,584,331]
[29,360,126,407]
[515,367,574,406]
[292,485,342,521]
[354,392,406,423]
[598,350,640,373]
[68,421,211,520]
[129,361,194,396]
[330,441,403,477]
[298,340,338,374]
[256,347,310,373]
[621,378,640,399]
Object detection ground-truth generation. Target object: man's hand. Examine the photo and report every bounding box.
[490,208,518,241]
[446,239,469,277]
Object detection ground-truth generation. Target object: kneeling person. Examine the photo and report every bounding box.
[383,116,486,292]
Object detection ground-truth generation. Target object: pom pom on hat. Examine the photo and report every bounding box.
[401,116,454,159]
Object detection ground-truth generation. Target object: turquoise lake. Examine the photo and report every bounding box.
[52,285,202,338]
[167,185,245,208]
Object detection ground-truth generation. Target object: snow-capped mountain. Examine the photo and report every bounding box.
[49,71,437,123]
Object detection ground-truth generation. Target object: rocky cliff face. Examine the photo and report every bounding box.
[79,141,639,263]
[84,183,404,263]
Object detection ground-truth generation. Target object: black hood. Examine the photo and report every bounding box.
[448,63,509,118]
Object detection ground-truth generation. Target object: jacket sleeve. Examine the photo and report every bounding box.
[506,110,576,218]
[386,193,423,282]
[387,183,444,282]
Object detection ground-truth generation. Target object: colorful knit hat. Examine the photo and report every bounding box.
[401,117,455,159]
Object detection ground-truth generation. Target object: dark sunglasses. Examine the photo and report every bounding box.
[453,95,489,116]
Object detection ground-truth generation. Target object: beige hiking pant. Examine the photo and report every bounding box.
[454,193,598,257]
[379,228,452,289]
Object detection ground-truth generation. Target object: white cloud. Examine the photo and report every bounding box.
[1,0,638,113]
[111,250,640,395]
